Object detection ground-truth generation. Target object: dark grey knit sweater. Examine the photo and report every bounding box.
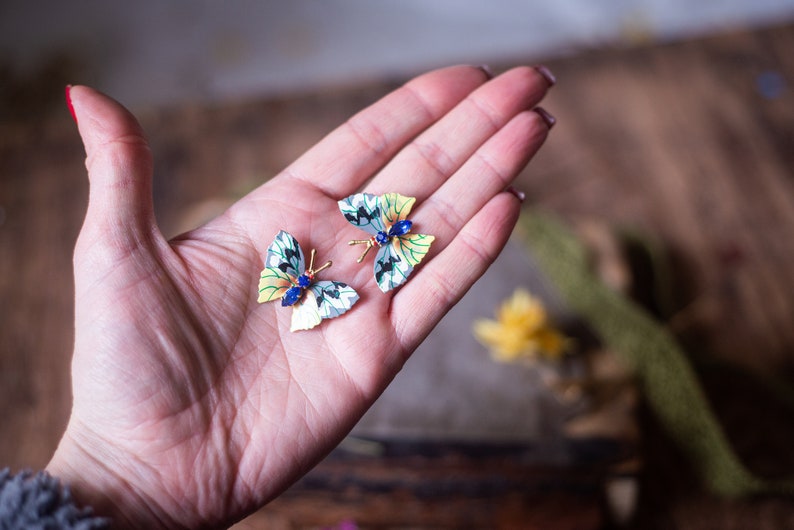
[0,469,108,529]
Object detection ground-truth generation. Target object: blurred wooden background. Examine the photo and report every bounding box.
[2,22,794,529]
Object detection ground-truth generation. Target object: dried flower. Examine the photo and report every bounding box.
[473,288,567,362]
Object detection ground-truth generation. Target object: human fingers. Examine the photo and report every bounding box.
[365,65,554,199]
[278,65,493,198]
[391,192,522,350]
[415,107,550,252]
[67,85,159,256]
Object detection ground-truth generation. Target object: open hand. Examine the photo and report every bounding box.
[47,65,554,528]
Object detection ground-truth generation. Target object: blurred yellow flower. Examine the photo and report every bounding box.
[473,289,567,362]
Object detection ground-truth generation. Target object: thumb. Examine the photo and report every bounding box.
[67,85,157,254]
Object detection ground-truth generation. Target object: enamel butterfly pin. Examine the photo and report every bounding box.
[258,231,359,331]
[338,193,434,292]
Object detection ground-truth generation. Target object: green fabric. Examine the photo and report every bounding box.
[516,212,794,497]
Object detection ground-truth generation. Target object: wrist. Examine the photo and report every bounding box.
[46,427,176,530]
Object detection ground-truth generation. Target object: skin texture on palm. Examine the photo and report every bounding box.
[46,65,554,529]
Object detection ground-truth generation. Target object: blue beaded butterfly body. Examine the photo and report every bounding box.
[338,193,434,292]
[258,231,359,331]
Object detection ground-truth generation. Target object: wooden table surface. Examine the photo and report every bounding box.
[2,22,794,529]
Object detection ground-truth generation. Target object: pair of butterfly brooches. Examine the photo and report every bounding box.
[257,192,434,331]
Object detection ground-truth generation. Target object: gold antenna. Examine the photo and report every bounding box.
[348,239,374,263]
[307,248,332,275]
[307,248,316,271]
[313,260,333,275]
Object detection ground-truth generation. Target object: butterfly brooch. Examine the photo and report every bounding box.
[258,231,359,331]
[338,193,434,292]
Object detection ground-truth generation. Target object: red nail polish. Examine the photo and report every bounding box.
[533,107,556,130]
[65,85,77,124]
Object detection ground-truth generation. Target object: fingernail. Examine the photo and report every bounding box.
[533,107,556,130]
[534,65,556,86]
[476,64,494,80]
[506,186,526,203]
[65,85,77,124]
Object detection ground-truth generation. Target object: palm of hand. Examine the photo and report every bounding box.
[50,65,553,528]
[71,183,405,525]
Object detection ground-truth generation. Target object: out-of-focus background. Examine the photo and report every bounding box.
[3,2,794,528]
[1,0,791,107]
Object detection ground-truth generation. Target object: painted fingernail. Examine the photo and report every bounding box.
[534,65,557,86]
[533,107,556,130]
[507,186,526,203]
[476,64,494,80]
[65,85,77,124]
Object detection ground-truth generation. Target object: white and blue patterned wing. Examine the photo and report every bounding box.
[374,243,414,292]
[265,231,305,278]
[338,193,386,236]
[308,280,359,319]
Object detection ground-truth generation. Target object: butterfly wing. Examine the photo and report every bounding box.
[373,243,413,292]
[373,233,435,292]
[290,290,323,331]
[393,233,434,267]
[257,267,293,303]
[338,193,386,236]
[258,231,304,304]
[309,280,359,320]
[289,281,359,331]
[291,281,359,331]
[379,193,415,226]
[265,230,305,278]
